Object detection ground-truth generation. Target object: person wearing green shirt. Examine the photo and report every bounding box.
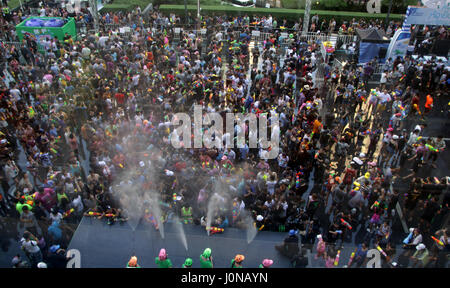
[155,248,172,268]
[410,244,430,268]
[200,248,213,268]
[57,190,69,206]
[231,254,245,268]
[182,258,192,268]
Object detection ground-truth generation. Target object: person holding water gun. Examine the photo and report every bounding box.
[427,135,446,169]
[429,229,450,267]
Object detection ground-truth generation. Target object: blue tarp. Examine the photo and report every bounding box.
[359,42,390,64]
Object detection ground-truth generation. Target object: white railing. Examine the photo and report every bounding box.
[336,34,357,45]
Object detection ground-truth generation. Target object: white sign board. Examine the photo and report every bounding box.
[404,6,450,26]
[252,30,261,37]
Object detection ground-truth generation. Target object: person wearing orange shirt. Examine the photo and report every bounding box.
[424,94,433,114]
[313,116,323,139]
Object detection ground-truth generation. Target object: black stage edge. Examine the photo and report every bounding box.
[68,217,292,268]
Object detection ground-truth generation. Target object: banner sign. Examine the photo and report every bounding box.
[404,6,450,26]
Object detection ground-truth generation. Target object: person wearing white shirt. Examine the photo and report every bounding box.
[20,231,43,267]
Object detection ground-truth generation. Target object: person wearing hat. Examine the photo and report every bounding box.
[231,254,245,268]
[155,248,172,268]
[403,228,423,250]
[47,245,71,268]
[410,244,430,268]
[200,248,213,268]
[255,214,265,231]
[259,259,273,268]
[182,258,193,268]
[127,256,141,268]
[20,231,43,268]
[275,229,299,258]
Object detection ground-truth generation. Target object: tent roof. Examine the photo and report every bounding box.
[356,28,389,42]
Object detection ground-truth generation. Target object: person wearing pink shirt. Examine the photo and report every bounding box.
[34,187,56,212]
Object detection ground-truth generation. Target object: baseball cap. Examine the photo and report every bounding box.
[49,244,60,253]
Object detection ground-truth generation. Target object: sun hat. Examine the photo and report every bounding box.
[159,249,167,260]
[262,259,273,267]
[128,256,138,267]
[202,248,212,258]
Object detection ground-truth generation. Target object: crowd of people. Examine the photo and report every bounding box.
[0,2,449,268]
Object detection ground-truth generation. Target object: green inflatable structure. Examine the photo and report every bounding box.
[15,16,77,50]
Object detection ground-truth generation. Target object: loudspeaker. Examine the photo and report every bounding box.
[378,47,387,59]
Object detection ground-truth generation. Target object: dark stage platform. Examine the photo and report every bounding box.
[68,217,293,268]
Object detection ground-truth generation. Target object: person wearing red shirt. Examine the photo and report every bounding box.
[411,93,420,115]
[343,164,357,191]
[115,91,125,106]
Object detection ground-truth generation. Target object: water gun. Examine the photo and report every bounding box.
[54,136,61,144]
[361,129,372,135]
[347,249,357,266]
[399,74,406,82]
[173,193,177,204]
[28,106,35,118]
[295,172,303,188]
[372,201,380,208]
[88,211,102,216]
[146,212,159,230]
[50,148,58,154]
[403,231,413,244]
[105,213,116,218]
[63,208,74,218]
[232,201,239,223]
[207,226,224,235]
[431,236,444,246]
[376,246,387,257]
[413,103,421,115]
[340,218,352,230]
[334,250,341,266]
[358,92,366,102]
[171,179,177,190]
[433,177,440,184]
[425,144,439,153]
